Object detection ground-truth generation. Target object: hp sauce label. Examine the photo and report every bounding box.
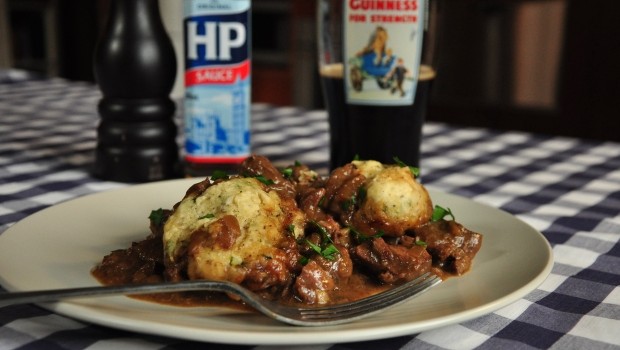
[184,0,251,164]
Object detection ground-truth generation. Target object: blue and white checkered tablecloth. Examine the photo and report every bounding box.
[1,78,619,349]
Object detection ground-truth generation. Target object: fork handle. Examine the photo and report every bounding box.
[0,280,238,308]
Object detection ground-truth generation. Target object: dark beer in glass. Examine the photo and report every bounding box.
[317,0,441,170]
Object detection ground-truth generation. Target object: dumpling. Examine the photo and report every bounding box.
[352,161,433,236]
[163,176,305,292]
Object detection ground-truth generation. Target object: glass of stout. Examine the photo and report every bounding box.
[317,0,441,170]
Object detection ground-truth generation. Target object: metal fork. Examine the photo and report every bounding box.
[0,272,441,326]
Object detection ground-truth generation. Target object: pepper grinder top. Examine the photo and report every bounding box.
[93,0,179,182]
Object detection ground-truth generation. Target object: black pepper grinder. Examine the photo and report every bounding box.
[93,0,179,182]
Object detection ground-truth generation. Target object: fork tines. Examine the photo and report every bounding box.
[297,272,442,321]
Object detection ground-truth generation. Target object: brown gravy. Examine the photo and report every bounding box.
[91,231,390,308]
[91,230,449,309]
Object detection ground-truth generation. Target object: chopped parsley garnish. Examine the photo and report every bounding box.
[350,226,384,243]
[415,240,428,247]
[287,224,296,233]
[340,185,367,211]
[254,175,275,185]
[148,208,166,226]
[210,170,229,181]
[431,205,455,221]
[281,167,293,178]
[320,244,339,260]
[306,239,339,261]
[341,194,357,211]
[299,256,309,265]
[239,171,275,185]
[294,160,302,166]
[357,186,367,202]
[198,213,215,220]
[393,156,420,178]
[310,221,332,242]
[306,221,340,260]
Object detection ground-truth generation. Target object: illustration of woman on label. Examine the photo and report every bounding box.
[356,26,394,66]
[349,26,397,92]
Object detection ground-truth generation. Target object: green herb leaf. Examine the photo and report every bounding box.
[299,256,309,265]
[198,213,215,220]
[148,208,166,226]
[341,194,357,211]
[321,244,339,260]
[306,239,323,255]
[281,167,293,178]
[305,240,339,261]
[350,226,384,242]
[318,195,326,208]
[415,240,427,247]
[210,170,229,181]
[310,220,334,244]
[254,175,275,185]
[431,205,455,221]
[306,221,340,260]
[393,156,420,178]
[294,160,302,167]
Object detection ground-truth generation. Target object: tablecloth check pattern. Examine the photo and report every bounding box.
[0,78,618,350]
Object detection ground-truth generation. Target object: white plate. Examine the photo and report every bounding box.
[0,178,553,345]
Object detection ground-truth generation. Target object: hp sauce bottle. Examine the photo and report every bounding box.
[184,0,251,176]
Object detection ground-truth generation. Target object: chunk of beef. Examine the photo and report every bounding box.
[298,186,331,223]
[415,220,483,275]
[294,260,335,304]
[290,163,322,189]
[294,244,353,304]
[324,163,366,225]
[187,215,241,252]
[243,251,294,297]
[277,236,304,274]
[92,233,164,285]
[240,154,296,199]
[352,237,432,284]
[314,244,353,281]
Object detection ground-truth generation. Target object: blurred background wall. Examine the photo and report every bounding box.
[1,0,619,141]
